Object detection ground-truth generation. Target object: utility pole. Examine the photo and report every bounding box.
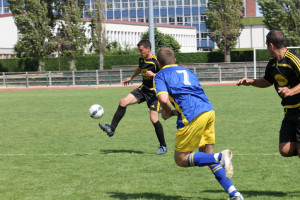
[148,0,155,54]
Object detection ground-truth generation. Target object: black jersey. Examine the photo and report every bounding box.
[264,50,300,108]
[138,55,160,89]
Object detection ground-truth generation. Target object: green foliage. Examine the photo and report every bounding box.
[104,54,139,69]
[75,55,99,70]
[205,0,244,62]
[8,0,52,61]
[0,58,38,72]
[105,41,139,56]
[141,27,181,52]
[257,0,300,46]
[43,57,70,71]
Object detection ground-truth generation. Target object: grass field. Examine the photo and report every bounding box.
[0,85,299,200]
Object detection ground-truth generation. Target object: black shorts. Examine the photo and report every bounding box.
[279,108,300,143]
[130,86,159,111]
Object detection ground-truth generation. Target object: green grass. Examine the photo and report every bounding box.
[0,86,299,200]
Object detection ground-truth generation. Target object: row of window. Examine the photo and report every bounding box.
[102,0,207,10]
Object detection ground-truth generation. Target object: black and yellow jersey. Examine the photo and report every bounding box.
[264,50,300,108]
[138,55,160,89]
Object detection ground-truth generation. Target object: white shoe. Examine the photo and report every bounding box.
[228,192,244,200]
[155,146,167,155]
[220,149,233,179]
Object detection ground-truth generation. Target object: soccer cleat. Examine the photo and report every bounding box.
[228,192,244,200]
[220,149,234,179]
[99,123,115,137]
[155,146,167,155]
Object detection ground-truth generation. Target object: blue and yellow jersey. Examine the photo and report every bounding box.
[264,50,300,108]
[139,55,160,89]
[154,64,213,129]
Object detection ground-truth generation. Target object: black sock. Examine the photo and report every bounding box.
[111,105,126,131]
[153,121,166,147]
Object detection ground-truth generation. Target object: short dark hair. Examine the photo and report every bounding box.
[266,30,286,49]
[137,39,151,49]
[157,47,175,66]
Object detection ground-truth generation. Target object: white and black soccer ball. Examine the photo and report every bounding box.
[89,104,104,119]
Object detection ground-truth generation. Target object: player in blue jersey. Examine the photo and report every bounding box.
[154,47,244,200]
[237,30,300,158]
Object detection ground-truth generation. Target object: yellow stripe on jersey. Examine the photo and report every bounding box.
[276,62,293,70]
[284,102,300,109]
[286,51,300,71]
[169,96,189,125]
[211,164,222,173]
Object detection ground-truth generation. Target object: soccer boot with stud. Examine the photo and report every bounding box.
[155,146,167,155]
[228,192,244,200]
[99,123,115,137]
[220,149,234,179]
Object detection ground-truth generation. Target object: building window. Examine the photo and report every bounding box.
[192,15,199,23]
[176,0,182,6]
[122,2,128,10]
[200,15,206,22]
[169,16,175,24]
[184,0,190,7]
[153,0,159,8]
[185,16,191,23]
[106,2,113,10]
[123,17,129,21]
[169,0,175,7]
[137,0,143,8]
[161,17,167,24]
[154,17,159,23]
[192,0,198,5]
[177,16,183,25]
[130,0,136,9]
[138,18,144,22]
[130,17,136,22]
[201,32,208,40]
[200,0,206,6]
[114,2,120,10]
[161,0,167,8]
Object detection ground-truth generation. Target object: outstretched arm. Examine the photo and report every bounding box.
[236,77,271,88]
[123,66,142,86]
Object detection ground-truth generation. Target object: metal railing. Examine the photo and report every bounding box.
[0,65,266,88]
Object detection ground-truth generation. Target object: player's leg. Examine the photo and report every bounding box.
[278,112,299,157]
[99,91,140,137]
[148,97,167,155]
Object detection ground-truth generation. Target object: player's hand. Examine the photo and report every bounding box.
[236,77,253,86]
[146,71,155,77]
[123,77,132,86]
[161,109,171,120]
[278,87,292,98]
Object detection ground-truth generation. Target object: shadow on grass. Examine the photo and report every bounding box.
[204,189,288,198]
[100,149,144,154]
[108,192,214,200]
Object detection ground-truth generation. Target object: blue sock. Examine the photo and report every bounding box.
[211,164,238,197]
[187,152,218,167]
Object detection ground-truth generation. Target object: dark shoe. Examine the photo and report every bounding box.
[99,123,115,137]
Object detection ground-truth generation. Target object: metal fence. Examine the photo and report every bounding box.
[0,65,266,88]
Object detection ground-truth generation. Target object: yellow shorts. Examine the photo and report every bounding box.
[175,110,215,152]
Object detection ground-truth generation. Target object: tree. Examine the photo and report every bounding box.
[205,0,244,62]
[8,0,52,71]
[257,0,300,46]
[141,27,181,53]
[86,0,106,71]
[54,0,88,70]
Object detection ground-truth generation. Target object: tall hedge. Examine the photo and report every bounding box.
[0,49,272,72]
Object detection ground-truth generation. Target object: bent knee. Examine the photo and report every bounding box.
[175,158,189,167]
[279,149,295,157]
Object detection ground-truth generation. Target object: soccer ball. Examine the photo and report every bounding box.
[89,104,104,119]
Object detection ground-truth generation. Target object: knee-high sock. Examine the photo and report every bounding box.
[111,105,126,131]
[211,164,238,197]
[188,152,218,167]
[153,121,166,147]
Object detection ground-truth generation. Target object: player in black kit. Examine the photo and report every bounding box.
[99,39,167,155]
[237,30,300,158]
